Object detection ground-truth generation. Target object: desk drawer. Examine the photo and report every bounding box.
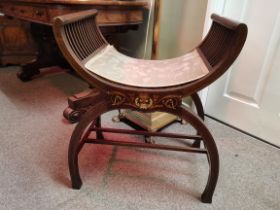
[2,4,48,23]
[32,7,48,22]
[12,5,34,18]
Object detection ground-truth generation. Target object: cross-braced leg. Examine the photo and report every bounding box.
[68,101,219,203]
[68,100,108,189]
[191,93,205,148]
[173,105,219,203]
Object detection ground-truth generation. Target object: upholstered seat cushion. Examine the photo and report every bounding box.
[85,45,209,88]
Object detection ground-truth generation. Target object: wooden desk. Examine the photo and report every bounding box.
[0,0,147,80]
[0,0,147,122]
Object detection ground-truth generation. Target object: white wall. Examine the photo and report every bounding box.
[111,0,208,60]
[158,0,208,59]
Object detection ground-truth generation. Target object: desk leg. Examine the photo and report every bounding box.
[18,59,49,82]
[17,23,68,81]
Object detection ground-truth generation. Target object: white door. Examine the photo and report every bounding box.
[204,0,280,146]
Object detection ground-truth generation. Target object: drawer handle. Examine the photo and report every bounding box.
[20,9,25,14]
[35,10,44,17]
[10,7,15,11]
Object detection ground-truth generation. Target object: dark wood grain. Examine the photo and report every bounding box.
[53,10,248,203]
[0,0,147,80]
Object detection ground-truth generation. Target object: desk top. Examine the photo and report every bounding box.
[0,0,148,26]
[2,0,148,7]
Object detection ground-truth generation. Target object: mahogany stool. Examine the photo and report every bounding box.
[53,10,247,203]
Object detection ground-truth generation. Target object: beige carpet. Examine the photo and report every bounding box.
[0,66,279,210]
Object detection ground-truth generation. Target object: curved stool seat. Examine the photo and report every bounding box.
[85,45,209,88]
[53,9,247,204]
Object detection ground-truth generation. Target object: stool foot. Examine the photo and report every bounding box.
[71,178,82,189]
[201,192,213,203]
[68,100,108,190]
[69,151,83,190]
[176,105,219,203]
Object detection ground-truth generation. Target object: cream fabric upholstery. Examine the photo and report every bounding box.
[85,45,209,88]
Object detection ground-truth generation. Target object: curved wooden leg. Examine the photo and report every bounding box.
[177,105,219,203]
[68,100,108,189]
[191,93,205,148]
[68,100,218,202]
